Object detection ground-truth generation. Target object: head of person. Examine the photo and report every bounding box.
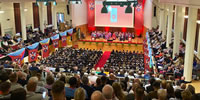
[186,85,195,95]
[149,78,156,85]
[69,77,77,88]
[82,76,89,85]
[0,81,11,95]
[181,83,186,90]
[96,78,101,86]
[102,84,113,100]
[74,88,86,100]
[101,76,107,85]
[9,72,18,83]
[91,91,105,100]
[157,89,167,100]
[112,82,125,100]
[175,89,182,99]
[134,86,144,100]
[51,81,65,100]
[181,90,192,100]
[166,83,175,96]
[46,75,55,86]
[153,81,161,91]
[26,77,38,92]
[11,88,26,100]
[161,80,167,89]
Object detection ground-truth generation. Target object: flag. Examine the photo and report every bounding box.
[60,31,67,47]
[51,34,59,48]
[27,42,39,62]
[8,48,25,66]
[40,38,50,58]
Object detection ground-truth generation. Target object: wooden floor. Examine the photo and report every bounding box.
[188,81,200,93]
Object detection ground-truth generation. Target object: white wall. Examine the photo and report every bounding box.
[144,0,153,29]
[24,2,34,27]
[56,2,72,24]
[0,2,16,36]
[71,0,87,27]
[0,1,71,36]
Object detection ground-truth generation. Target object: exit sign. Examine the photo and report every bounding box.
[36,0,56,2]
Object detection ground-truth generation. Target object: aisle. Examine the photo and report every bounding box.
[95,51,111,69]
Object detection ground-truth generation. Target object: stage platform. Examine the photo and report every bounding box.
[79,36,143,45]
[76,36,144,52]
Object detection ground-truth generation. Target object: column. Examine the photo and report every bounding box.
[39,2,47,33]
[20,2,27,40]
[198,27,200,58]
[183,7,198,82]
[166,5,173,48]
[172,6,184,58]
[159,4,164,33]
[52,4,57,30]
[162,5,167,39]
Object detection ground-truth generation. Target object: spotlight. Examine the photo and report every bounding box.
[101,1,108,13]
[101,5,108,13]
[125,2,132,13]
[44,2,48,6]
[53,1,57,6]
[69,0,82,4]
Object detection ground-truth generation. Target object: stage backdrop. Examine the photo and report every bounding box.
[87,0,145,36]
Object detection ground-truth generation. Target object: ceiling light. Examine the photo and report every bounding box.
[0,11,5,14]
[197,20,200,24]
[184,15,188,19]
[24,9,28,12]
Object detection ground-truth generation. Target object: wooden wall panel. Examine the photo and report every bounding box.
[195,9,200,51]
[14,3,22,33]
[47,3,52,25]
[183,7,189,41]
[33,3,40,28]
[94,27,135,33]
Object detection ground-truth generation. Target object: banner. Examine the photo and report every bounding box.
[66,28,73,36]
[134,0,145,36]
[51,34,59,48]
[8,48,25,65]
[87,0,95,27]
[40,38,50,58]
[27,42,39,62]
[60,31,67,47]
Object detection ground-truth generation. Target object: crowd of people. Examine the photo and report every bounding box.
[104,50,144,78]
[40,48,103,74]
[0,28,200,100]
[0,28,57,57]
[91,31,135,41]
[148,29,200,80]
